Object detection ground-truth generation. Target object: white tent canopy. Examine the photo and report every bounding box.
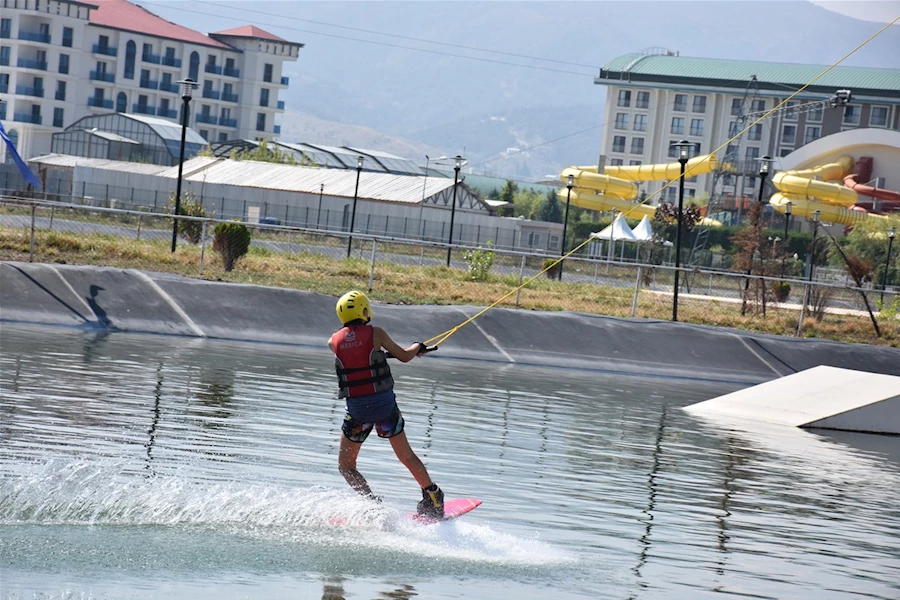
[591,213,638,242]
[632,215,654,241]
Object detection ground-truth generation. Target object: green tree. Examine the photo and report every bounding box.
[499,180,519,206]
[512,189,546,220]
[829,215,900,286]
[540,189,563,223]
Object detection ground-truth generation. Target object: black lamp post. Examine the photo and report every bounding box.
[317,183,324,229]
[446,155,463,267]
[170,78,197,253]
[781,201,792,277]
[881,226,896,304]
[559,173,575,281]
[346,155,364,258]
[671,140,692,322]
[741,155,772,312]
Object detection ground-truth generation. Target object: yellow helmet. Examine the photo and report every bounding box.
[336,290,371,325]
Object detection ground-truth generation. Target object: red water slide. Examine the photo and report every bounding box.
[844,157,900,212]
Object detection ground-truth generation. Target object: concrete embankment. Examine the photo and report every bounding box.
[2,261,898,384]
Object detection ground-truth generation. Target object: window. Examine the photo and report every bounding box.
[62,27,73,47]
[256,112,266,132]
[633,114,647,132]
[0,18,10,39]
[165,47,175,60]
[673,94,687,112]
[206,54,216,67]
[636,91,649,109]
[199,130,209,141]
[671,117,684,135]
[115,91,126,112]
[629,160,642,166]
[803,126,821,145]
[724,144,740,161]
[690,119,704,136]
[55,80,66,101]
[784,101,797,121]
[98,35,109,50]
[609,158,624,166]
[807,104,823,123]
[692,95,706,113]
[665,187,677,202]
[686,189,696,199]
[748,123,762,141]
[751,99,766,113]
[58,54,69,74]
[630,137,644,155]
[617,90,631,107]
[140,69,151,85]
[730,98,744,116]
[137,94,148,107]
[781,124,796,145]
[526,232,542,248]
[0,46,10,67]
[870,106,888,128]
[260,88,269,107]
[614,113,628,130]
[189,51,200,81]
[159,98,170,114]
[745,147,760,161]
[0,73,9,95]
[667,140,679,158]
[728,121,740,137]
[691,143,702,157]
[53,107,64,128]
[263,63,273,83]
[124,40,136,79]
[612,135,626,153]
[93,87,105,101]
[218,132,228,142]
[779,148,792,158]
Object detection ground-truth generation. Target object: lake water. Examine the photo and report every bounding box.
[1,325,898,600]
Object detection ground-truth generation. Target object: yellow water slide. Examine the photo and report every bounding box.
[768,155,885,225]
[559,155,719,219]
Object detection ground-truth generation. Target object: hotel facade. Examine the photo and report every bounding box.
[1,0,301,161]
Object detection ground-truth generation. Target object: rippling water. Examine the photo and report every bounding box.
[1,325,899,599]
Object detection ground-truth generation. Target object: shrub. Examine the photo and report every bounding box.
[213,221,251,272]
[772,281,791,302]
[462,241,495,281]
[169,190,211,245]
[543,257,561,279]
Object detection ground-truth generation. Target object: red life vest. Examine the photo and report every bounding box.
[330,324,394,398]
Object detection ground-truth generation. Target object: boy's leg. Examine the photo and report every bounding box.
[388,431,433,488]
[338,434,374,497]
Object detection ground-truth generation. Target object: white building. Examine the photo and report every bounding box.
[594,50,900,207]
[1,0,301,161]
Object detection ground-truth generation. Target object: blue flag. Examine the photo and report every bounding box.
[0,120,41,189]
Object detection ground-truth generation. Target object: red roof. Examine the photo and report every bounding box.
[89,0,234,49]
[213,25,286,42]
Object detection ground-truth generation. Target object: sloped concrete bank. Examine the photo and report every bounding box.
[2,261,898,384]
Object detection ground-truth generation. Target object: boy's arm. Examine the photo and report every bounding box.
[374,327,423,363]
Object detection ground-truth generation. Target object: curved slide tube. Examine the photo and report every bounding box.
[768,193,874,226]
[559,155,720,218]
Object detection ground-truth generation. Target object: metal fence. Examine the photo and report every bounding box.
[1,197,897,342]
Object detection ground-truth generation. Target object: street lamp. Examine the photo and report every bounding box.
[671,140,692,321]
[347,155,364,258]
[170,78,197,253]
[446,155,463,267]
[559,173,574,280]
[881,226,896,304]
[741,155,773,312]
[316,183,324,229]
[781,201,792,277]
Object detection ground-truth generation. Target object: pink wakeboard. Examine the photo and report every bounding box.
[408,497,482,525]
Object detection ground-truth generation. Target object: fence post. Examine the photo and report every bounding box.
[631,266,642,318]
[29,204,36,262]
[368,239,378,292]
[515,254,526,307]
[136,215,142,240]
[199,220,208,276]
[49,206,54,230]
[797,284,810,336]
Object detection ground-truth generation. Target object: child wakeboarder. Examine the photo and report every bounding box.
[327,290,445,518]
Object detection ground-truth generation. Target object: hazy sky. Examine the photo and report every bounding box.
[810,1,900,24]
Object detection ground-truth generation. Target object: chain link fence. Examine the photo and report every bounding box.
[1,197,897,343]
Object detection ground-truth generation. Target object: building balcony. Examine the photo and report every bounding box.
[204,64,223,75]
[222,92,239,103]
[157,107,177,119]
[159,81,179,93]
[274,125,281,135]
[92,44,117,57]
[15,85,45,98]
[196,113,217,124]
[132,103,156,115]
[142,52,161,64]
[219,117,237,128]
[87,97,113,109]
[90,70,115,83]
[18,31,52,44]
[161,56,181,68]
[139,79,159,90]
[277,100,285,110]
[14,112,42,125]
[202,89,220,100]
[280,76,289,86]
[17,58,48,71]
[223,67,240,78]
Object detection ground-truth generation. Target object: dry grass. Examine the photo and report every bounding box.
[1,227,896,347]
